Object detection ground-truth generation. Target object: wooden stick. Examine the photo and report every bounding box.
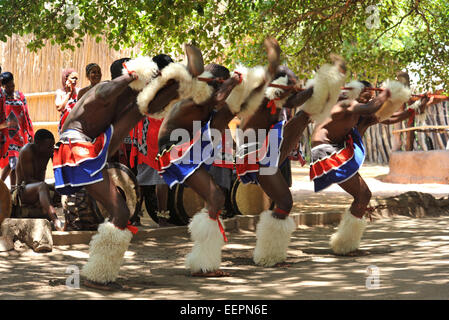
[393,125,449,134]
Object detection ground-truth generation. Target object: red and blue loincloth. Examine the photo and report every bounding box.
[235,120,286,184]
[310,127,365,192]
[157,114,219,189]
[53,125,113,195]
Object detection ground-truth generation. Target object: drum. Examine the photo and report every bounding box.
[230,179,274,215]
[96,162,141,220]
[169,184,205,225]
[0,180,11,225]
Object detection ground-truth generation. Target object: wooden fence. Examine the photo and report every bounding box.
[0,34,141,93]
[1,34,142,137]
[298,102,449,165]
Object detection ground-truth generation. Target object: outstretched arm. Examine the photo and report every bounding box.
[185,44,205,77]
[332,89,391,120]
[264,37,281,79]
[94,73,137,103]
[283,87,314,109]
[201,73,242,109]
[381,96,430,124]
[381,109,413,124]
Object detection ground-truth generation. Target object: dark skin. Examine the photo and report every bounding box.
[239,90,314,222]
[237,46,342,224]
[68,48,200,290]
[158,74,241,215]
[171,38,282,219]
[15,138,64,231]
[310,90,391,223]
[158,44,248,277]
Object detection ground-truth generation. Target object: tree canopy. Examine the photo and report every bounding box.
[0,0,447,91]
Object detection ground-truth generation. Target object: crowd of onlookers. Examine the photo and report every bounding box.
[0,63,104,185]
[0,61,181,230]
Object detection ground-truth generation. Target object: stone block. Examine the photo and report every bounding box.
[0,235,14,252]
[1,218,53,252]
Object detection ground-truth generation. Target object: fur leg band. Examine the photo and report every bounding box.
[185,209,226,273]
[81,220,133,284]
[330,208,367,255]
[253,210,296,267]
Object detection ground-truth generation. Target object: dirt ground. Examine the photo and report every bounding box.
[1,163,449,301]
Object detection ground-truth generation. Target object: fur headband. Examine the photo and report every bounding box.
[375,80,411,122]
[300,63,346,124]
[226,65,267,118]
[122,56,160,91]
[137,63,214,118]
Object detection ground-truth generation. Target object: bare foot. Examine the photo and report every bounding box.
[264,37,281,78]
[191,270,231,277]
[184,43,204,77]
[274,262,291,268]
[83,279,128,291]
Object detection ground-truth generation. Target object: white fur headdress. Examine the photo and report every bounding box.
[375,80,411,122]
[226,65,267,118]
[136,63,214,118]
[343,80,365,101]
[300,63,346,124]
[122,56,159,91]
[264,75,290,110]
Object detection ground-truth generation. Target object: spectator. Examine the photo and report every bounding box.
[0,72,34,187]
[78,63,102,100]
[55,68,79,135]
[12,129,64,231]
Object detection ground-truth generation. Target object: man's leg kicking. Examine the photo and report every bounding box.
[253,169,296,267]
[81,170,134,290]
[183,167,230,277]
[329,173,371,255]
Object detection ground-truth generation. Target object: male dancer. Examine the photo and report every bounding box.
[154,38,283,276]
[310,79,410,256]
[230,53,349,267]
[53,46,207,290]
[13,129,64,230]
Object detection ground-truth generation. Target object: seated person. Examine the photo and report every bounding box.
[12,129,64,231]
